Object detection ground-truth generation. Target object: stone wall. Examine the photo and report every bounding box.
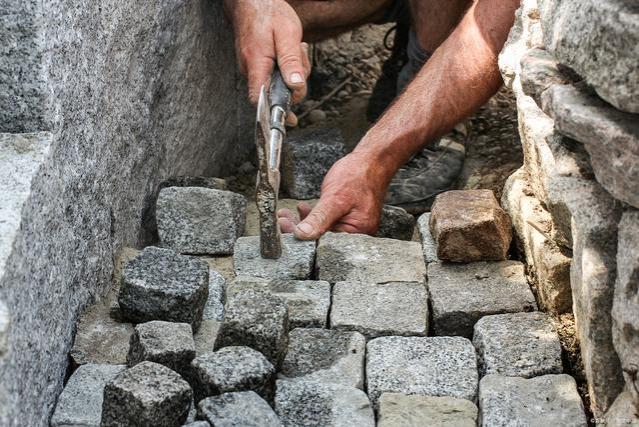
[0,1,252,425]
[499,0,638,420]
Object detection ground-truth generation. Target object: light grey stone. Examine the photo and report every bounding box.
[160,176,228,192]
[519,47,581,104]
[377,393,478,427]
[479,374,587,426]
[189,346,276,404]
[416,213,439,265]
[101,361,192,427]
[50,364,126,427]
[0,300,8,357]
[118,247,209,330]
[330,281,428,338]
[183,422,210,427]
[376,205,416,241]
[203,269,226,322]
[275,379,374,427]
[127,321,196,375]
[193,320,221,357]
[366,336,479,408]
[197,391,281,427]
[233,235,316,280]
[428,261,537,337]
[316,233,426,283]
[156,187,247,255]
[280,328,366,389]
[604,388,639,427]
[473,312,563,378]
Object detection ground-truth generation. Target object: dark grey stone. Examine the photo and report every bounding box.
[197,391,281,427]
[233,236,316,280]
[376,206,416,241]
[127,321,196,375]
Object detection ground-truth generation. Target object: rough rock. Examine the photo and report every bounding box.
[127,321,196,375]
[479,374,587,426]
[280,328,366,389]
[281,128,346,199]
[416,213,439,265]
[118,247,209,330]
[376,205,416,241]
[316,233,426,283]
[377,393,478,427]
[519,47,581,104]
[428,261,537,337]
[233,235,316,280]
[429,190,512,262]
[330,281,428,338]
[101,361,192,427]
[50,364,126,427]
[159,176,227,191]
[203,269,226,322]
[229,277,330,328]
[197,391,280,427]
[156,187,247,255]
[366,336,478,407]
[215,290,288,367]
[275,379,374,427]
[604,388,639,427]
[189,346,276,403]
[473,312,562,378]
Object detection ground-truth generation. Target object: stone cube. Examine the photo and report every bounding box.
[429,190,512,262]
[417,213,439,265]
[50,364,126,427]
[366,336,479,407]
[473,312,562,378]
[479,374,587,426]
[197,391,280,427]
[101,361,192,427]
[127,321,196,375]
[275,379,375,427]
[156,187,247,255]
[330,281,428,338]
[428,261,537,337]
[189,346,276,403]
[215,290,288,367]
[377,393,478,427]
[280,328,366,389]
[376,205,416,241]
[118,247,209,330]
[316,233,426,283]
[233,235,316,280]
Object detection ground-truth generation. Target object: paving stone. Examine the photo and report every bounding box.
[376,205,416,241]
[316,232,426,283]
[189,346,276,403]
[479,374,587,426]
[280,328,366,389]
[377,393,478,427]
[366,336,479,408]
[203,269,225,322]
[229,276,330,328]
[233,235,316,280]
[330,281,428,338]
[429,190,512,262]
[416,213,439,265]
[50,364,126,427]
[215,290,288,367]
[197,391,281,427]
[156,187,247,255]
[127,321,196,375]
[428,261,537,337]
[473,312,562,378]
[118,247,209,330]
[275,379,375,427]
[101,361,192,427]
[281,128,346,199]
[604,388,639,427]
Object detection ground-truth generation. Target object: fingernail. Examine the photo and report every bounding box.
[297,222,313,235]
[290,73,304,84]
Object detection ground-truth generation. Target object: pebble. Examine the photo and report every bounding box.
[376,205,416,241]
[377,393,478,427]
[233,235,316,280]
[197,391,281,427]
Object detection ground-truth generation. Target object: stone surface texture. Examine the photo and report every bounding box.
[330,281,428,338]
[416,213,439,265]
[316,233,426,283]
[127,321,195,374]
[197,391,281,427]
[376,205,416,241]
[604,388,639,427]
[233,235,316,280]
[377,393,478,427]
[203,269,226,322]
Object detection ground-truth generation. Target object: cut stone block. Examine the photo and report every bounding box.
[417,213,439,265]
[280,328,366,389]
[118,247,209,330]
[275,379,375,427]
[229,276,330,328]
[127,321,196,375]
[366,336,479,408]
[378,393,478,427]
[330,281,428,338]
[233,235,316,280]
[281,128,346,199]
[376,205,416,241]
[479,374,587,426]
[428,261,537,337]
[215,289,288,367]
[50,364,126,427]
[189,346,276,403]
[156,187,247,255]
[429,189,512,262]
[316,232,426,283]
[197,391,281,427]
[473,312,562,378]
[101,361,192,427]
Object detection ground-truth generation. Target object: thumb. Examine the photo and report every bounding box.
[294,199,349,240]
[274,29,307,102]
